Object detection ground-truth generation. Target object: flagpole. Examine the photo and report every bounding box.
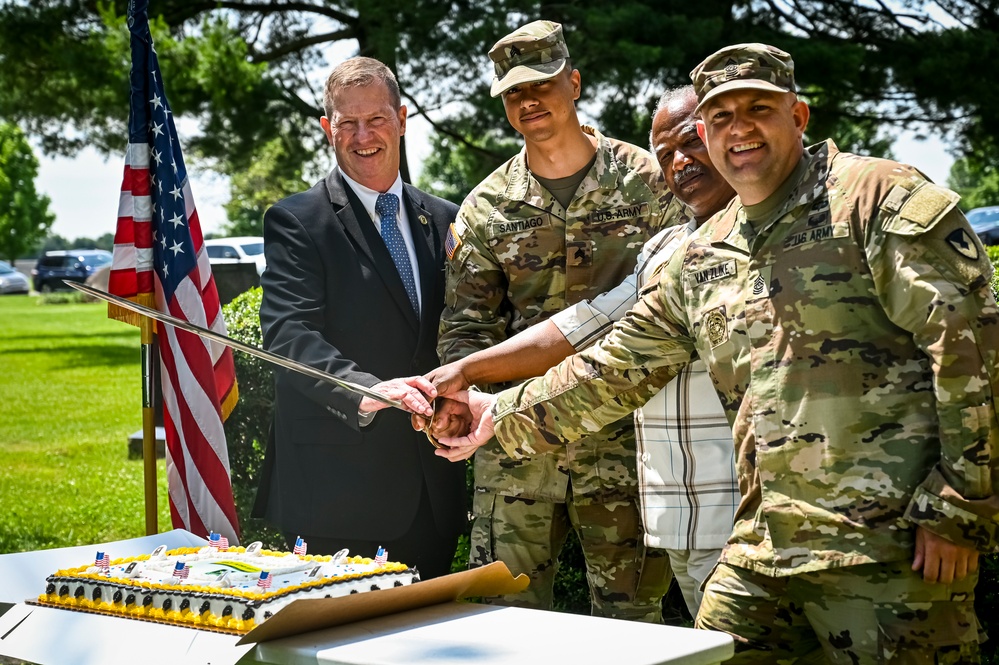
[109,0,242,544]
[140,315,158,535]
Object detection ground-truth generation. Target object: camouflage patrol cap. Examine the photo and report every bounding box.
[690,43,795,114]
[488,20,569,97]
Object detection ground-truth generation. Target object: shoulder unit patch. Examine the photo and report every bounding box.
[946,228,979,261]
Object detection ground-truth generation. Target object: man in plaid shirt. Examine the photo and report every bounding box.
[423,85,737,615]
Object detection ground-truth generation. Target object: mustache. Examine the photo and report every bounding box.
[674,163,704,186]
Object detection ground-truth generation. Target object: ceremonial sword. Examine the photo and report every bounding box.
[68,281,447,447]
[67,280,405,408]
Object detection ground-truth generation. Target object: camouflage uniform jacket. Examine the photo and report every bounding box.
[492,140,999,573]
[439,125,678,503]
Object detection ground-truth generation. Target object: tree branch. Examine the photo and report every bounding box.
[252,28,356,62]
[401,88,510,162]
[273,80,324,119]
[184,1,358,26]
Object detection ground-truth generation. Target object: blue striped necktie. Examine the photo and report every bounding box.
[374,192,419,314]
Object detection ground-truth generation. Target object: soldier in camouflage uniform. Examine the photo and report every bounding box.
[439,44,999,662]
[437,20,678,621]
[421,86,739,618]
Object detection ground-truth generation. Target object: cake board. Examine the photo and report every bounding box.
[0,530,248,665]
[0,602,251,665]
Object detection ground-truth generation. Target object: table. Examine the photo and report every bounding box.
[0,532,733,665]
[245,601,733,665]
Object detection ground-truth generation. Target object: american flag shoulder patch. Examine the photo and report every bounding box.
[444,223,461,261]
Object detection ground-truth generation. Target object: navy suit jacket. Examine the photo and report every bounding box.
[255,168,466,541]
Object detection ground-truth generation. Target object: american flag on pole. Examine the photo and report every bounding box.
[257,571,272,590]
[109,0,240,545]
[373,547,388,565]
[293,537,307,557]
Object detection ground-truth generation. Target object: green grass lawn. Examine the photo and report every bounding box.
[0,294,170,553]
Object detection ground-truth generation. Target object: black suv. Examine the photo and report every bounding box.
[32,250,113,292]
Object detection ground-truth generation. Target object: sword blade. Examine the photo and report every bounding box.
[67,281,404,410]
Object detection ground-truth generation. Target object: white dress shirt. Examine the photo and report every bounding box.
[340,171,422,313]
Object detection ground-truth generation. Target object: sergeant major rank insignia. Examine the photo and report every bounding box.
[703,307,729,348]
[748,266,771,300]
[752,274,767,296]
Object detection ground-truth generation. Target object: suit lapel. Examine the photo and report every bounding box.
[325,169,377,267]
[326,169,419,333]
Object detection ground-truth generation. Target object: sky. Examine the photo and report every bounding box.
[34,114,436,242]
[34,116,956,243]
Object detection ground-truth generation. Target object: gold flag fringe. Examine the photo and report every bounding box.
[107,293,157,328]
[107,292,240,422]
[220,380,239,422]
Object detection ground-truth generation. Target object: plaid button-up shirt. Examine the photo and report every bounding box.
[550,222,740,550]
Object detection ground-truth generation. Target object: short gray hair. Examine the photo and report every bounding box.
[649,85,696,150]
[323,57,401,117]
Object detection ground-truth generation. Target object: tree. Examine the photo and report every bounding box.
[0,0,466,187]
[3,1,998,199]
[223,136,311,237]
[415,100,522,202]
[0,122,54,263]
[949,157,999,211]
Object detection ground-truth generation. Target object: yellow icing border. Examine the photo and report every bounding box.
[32,596,254,634]
[51,548,410,601]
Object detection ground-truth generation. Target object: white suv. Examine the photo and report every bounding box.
[204,237,266,276]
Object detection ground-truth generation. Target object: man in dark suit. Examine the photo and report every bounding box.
[255,57,466,579]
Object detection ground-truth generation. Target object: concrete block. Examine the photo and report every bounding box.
[128,427,166,459]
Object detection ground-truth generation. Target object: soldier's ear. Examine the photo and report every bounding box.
[791,100,809,137]
[696,120,707,143]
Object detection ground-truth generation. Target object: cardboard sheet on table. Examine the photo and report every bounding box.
[236,560,528,645]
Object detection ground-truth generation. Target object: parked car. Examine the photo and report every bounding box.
[204,237,266,276]
[32,249,113,292]
[967,206,999,247]
[0,260,30,294]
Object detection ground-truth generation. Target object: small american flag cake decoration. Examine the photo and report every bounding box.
[209,531,229,551]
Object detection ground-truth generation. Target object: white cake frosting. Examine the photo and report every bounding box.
[36,542,418,634]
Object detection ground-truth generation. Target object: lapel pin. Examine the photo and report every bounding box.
[419,215,429,226]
